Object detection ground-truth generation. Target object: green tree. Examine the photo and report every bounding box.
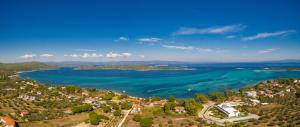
[140,117,153,127]
[112,103,120,110]
[113,109,122,116]
[296,88,300,98]
[168,96,175,102]
[66,85,81,94]
[101,105,111,113]
[121,101,132,110]
[89,112,101,125]
[119,94,128,99]
[224,90,237,98]
[208,92,225,102]
[71,104,93,113]
[132,115,142,122]
[151,96,162,101]
[194,93,209,103]
[163,102,175,114]
[184,99,202,115]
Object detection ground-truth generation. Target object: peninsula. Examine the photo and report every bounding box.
[74,65,194,71]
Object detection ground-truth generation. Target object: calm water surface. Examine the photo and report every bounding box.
[18,63,300,98]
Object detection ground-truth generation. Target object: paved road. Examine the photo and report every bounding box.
[198,101,215,119]
[117,109,131,127]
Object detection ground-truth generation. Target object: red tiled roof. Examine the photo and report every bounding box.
[1,116,15,126]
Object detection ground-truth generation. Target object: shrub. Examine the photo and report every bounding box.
[113,109,122,116]
[121,101,132,110]
[140,117,153,127]
[89,112,101,125]
[71,104,93,113]
[132,115,142,122]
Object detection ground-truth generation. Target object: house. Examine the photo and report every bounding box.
[216,103,240,118]
[81,91,89,96]
[82,97,94,104]
[249,99,260,106]
[124,97,140,104]
[36,91,42,95]
[20,111,29,117]
[131,104,141,114]
[246,91,257,98]
[174,106,186,113]
[18,95,36,101]
[151,100,168,107]
[1,116,16,127]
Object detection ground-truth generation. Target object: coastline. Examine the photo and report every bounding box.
[15,68,300,99]
[14,70,145,100]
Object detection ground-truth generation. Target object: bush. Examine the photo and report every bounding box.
[101,105,111,113]
[71,104,93,113]
[89,112,101,125]
[184,99,203,115]
[121,101,132,110]
[194,93,209,103]
[140,117,153,127]
[133,115,142,122]
[168,96,175,102]
[113,109,122,116]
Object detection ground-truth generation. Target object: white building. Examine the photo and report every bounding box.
[246,91,257,98]
[216,103,240,117]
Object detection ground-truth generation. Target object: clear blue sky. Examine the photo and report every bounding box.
[1,0,300,62]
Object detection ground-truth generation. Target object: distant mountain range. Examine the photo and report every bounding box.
[45,59,300,67]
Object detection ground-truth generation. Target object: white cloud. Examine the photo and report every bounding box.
[117,37,129,41]
[162,45,225,53]
[40,54,54,57]
[173,24,245,35]
[197,48,214,52]
[106,52,132,58]
[242,30,296,41]
[121,53,132,57]
[225,35,236,39]
[258,48,279,54]
[64,53,103,58]
[81,53,103,58]
[139,55,145,58]
[137,38,161,42]
[20,54,36,59]
[162,45,194,50]
[76,49,97,52]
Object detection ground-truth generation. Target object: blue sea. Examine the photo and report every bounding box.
[18,63,300,98]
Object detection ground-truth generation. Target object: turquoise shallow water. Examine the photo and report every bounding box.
[18,63,300,98]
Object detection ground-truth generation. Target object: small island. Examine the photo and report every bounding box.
[74,65,194,71]
[261,68,300,71]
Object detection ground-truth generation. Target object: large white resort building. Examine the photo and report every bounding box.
[216,103,240,117]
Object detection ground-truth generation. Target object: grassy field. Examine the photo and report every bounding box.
[123,106,199,127]
[19,113,89,127]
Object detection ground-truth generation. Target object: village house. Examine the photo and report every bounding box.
[82,97,94,104]
[131,104,141,114]
[36,91,42,95]
[174,106,186,113]
[81,90,89,96]
[20,111,29,117]
[245,91,257,98]
[249,99,260,106]
[216,103,240,118]
[151,100,168,107]
[1,116,16,127]
[18,95,36,101]
[124,97,140,104]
